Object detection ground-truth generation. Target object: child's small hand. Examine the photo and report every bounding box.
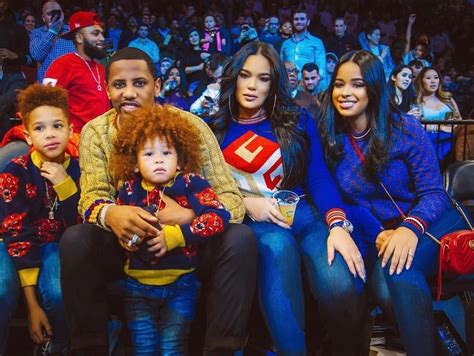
[28,305,52,344]
[146,229,167,258]
[40,162,68,185]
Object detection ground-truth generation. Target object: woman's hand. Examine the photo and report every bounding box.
[408,14,416,25]
[327,227,366,282]
[379,226,418,275]
[375,229,395,252]
[243,196,290,229]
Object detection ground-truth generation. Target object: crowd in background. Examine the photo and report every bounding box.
[1,0,474,137]
[1,0,474,355]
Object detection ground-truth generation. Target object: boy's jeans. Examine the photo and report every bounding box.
[0,242,68,354]
[123,272,200,355]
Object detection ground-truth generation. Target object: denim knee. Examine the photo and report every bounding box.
[0,242,19,353]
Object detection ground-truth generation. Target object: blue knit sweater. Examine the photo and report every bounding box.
[334,113,450,242]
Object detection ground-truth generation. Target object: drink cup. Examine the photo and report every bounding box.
[409,104,422,119]
[272,190,300,226]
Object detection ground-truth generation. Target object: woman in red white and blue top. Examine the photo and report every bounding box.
[208,41,370,355]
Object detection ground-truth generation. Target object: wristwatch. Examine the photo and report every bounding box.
[329,219,354,233]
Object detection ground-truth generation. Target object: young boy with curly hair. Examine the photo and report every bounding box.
[109,104,231,355]
[0,83,80,354]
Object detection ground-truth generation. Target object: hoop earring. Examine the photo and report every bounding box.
[270,94,277,119]
[228,96,234,118]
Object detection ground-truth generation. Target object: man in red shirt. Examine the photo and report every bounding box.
[43,11,110,133]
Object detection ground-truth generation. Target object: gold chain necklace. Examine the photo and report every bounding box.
[73,53,102,91]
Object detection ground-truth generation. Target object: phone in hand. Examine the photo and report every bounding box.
[50,9,61,22]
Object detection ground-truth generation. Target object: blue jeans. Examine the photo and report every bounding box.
[0,241,19,354]
[245,200,368,355]
[371,202,472,356]
[122,273,200,355]
[0,242,68,353]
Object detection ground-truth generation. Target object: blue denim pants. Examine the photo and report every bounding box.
[0,241,19,354]
[245,200,368,355]
[371,202,472,356]
[0,242,68,354]
[122,272,200,355]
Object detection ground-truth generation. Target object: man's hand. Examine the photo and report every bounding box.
[156,194,195,225]
[49,17,63,34]
[145,229,168,258]
[106,205,160,250]
[40,162,68,186]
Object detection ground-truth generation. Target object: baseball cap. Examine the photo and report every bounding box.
[63,11,102,39]
[326,52,338,62]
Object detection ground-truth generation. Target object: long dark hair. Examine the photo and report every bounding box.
[388,64,415,112]
[318,50,392,179]
[208,41,307,188]
[164,65,188,98]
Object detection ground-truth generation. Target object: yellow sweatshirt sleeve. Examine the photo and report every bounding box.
[163,225,186,250]
[53,175,78,201]
[18,268,39,287]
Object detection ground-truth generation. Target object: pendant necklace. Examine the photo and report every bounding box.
[74,53,103,91]
[44,182,58,220]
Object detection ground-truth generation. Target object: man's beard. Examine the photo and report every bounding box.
[83,39,107,60]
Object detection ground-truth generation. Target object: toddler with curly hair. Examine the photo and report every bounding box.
[110,104,231,354]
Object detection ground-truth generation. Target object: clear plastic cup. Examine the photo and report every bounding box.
[272,190,300,226]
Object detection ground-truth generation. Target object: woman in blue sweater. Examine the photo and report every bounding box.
[318,50,471,356]
[208,41,369,355]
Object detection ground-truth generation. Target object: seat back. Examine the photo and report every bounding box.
[445,161,474,201]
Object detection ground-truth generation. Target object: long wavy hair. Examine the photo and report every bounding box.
[208,41,307,189]
[414,66,454,110]
[388,64,415,112]
[318,50,392,179]
[163,65,189,98]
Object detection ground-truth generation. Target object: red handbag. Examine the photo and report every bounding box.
[425,201,474,300]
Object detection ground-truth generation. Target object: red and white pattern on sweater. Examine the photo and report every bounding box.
[190,213,225,237]
[0,173,20,203]
[223,130,283,197]
[1,212,26,238]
